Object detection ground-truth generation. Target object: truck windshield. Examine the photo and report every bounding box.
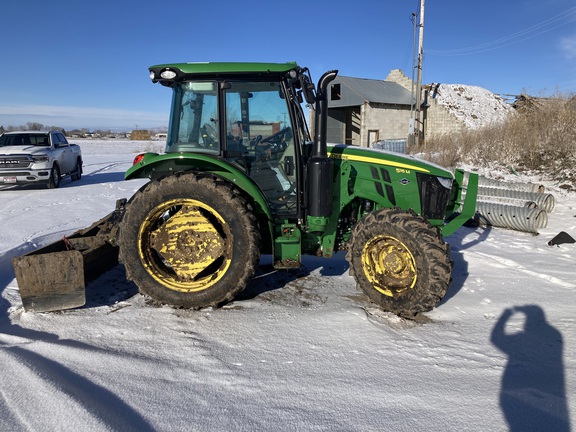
[166,81,219,154]
[0,134,50,146]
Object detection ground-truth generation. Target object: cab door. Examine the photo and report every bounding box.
[52,132,74,173]
[224,81,297,215]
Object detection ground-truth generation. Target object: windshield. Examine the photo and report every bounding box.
[0,133,50,147]
[166,81,219,154]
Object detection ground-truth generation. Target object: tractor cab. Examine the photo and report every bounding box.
[142,62,320,217]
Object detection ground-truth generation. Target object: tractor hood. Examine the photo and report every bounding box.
[327,144,454,179]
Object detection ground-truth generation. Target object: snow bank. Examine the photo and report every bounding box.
[432,84,515,129]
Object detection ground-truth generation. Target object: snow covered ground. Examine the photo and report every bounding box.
[1,140,574,431]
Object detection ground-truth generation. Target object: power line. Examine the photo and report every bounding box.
[428,6,576,56]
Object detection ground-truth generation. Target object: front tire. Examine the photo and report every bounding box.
[47,164,61,189]
[119,173,261,308]
[346,208,452,317]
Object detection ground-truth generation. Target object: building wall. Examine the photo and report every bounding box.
[361,102,411,147]
[425,97,466,137]
[327,70,469,147]
[385,69,414,92]
[386,69,467,138]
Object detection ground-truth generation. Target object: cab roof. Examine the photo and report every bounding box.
[149,61,300,85]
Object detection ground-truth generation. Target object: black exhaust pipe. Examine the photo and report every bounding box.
[308,70,338,218]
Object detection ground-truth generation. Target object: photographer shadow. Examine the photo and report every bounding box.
[491,305,570,431]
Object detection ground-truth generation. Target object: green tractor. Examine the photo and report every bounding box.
[13,62,478,317]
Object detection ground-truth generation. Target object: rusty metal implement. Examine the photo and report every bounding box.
[12,199,126,312]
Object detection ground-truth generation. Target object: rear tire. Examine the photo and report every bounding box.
[346,208,452,317]
[71,157,82,181]
[119,173,261,308]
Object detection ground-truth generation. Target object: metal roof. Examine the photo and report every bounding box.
[328,76,412,107]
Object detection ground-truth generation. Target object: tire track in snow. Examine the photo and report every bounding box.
[82,161,126,176]
[472,251,576,289]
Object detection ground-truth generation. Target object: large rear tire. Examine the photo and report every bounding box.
[346,208,452,317]
[119,173,261,308]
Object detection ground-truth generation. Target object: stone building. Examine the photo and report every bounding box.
[326,69,511,148]
[326,74,413,147]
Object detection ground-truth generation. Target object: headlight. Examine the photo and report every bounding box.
[33,155,49,162]
[160,69,177,79]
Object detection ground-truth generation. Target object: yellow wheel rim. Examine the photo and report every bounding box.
[361,235,417,297]
[138,198,232,293]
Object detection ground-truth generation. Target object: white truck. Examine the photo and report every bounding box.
[0,130,82,188]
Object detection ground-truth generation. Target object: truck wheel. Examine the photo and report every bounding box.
[71,158,82,181]
[47,164,61,189]
[119,173,261,308]
[346,207,452,317]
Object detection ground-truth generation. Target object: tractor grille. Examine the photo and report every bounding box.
[417,173,451,220]
[0,155,32,169]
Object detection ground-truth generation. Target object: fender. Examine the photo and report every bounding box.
[125,152,275,250]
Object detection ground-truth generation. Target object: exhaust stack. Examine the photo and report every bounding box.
[307,70,338,218]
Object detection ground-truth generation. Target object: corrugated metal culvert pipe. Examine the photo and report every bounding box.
[473,177,555,234]
[477,186,555,213]
[477,176,545,193]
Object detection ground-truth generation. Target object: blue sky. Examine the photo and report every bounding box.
[1,0,575,131]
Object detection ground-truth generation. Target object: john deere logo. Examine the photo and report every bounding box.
[399,178,410,185]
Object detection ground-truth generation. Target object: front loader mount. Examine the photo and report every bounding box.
[12,199,126,312]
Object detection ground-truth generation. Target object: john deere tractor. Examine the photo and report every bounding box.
[13,62,477,317]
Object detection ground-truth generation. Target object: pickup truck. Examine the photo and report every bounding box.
[0,130,82,188]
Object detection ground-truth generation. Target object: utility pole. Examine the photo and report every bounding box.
[414,0,425,147]
[408,12,418,147]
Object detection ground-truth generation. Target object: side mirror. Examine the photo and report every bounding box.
[301,77,316,104]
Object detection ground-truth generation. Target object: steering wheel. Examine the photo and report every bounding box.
[260,127,291,144]
[258,127,292,155]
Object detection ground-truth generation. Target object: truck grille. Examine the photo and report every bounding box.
[0,155,32,169]
[417,173,451,220]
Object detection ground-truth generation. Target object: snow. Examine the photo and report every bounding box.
[432,84,515,129]
[1,140,575,431]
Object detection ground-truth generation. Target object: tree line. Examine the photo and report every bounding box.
[0,122,131,137]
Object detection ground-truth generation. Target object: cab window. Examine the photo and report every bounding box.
[224,81,296,214]
[167,81,219,154]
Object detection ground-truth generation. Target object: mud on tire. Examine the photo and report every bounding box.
[119,172,261,308]
[346,207,452,317]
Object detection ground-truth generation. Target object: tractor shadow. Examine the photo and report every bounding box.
[441,224,492,305]
[83,264,140,308]
[85,254,349,310]
[236,253,350,302]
